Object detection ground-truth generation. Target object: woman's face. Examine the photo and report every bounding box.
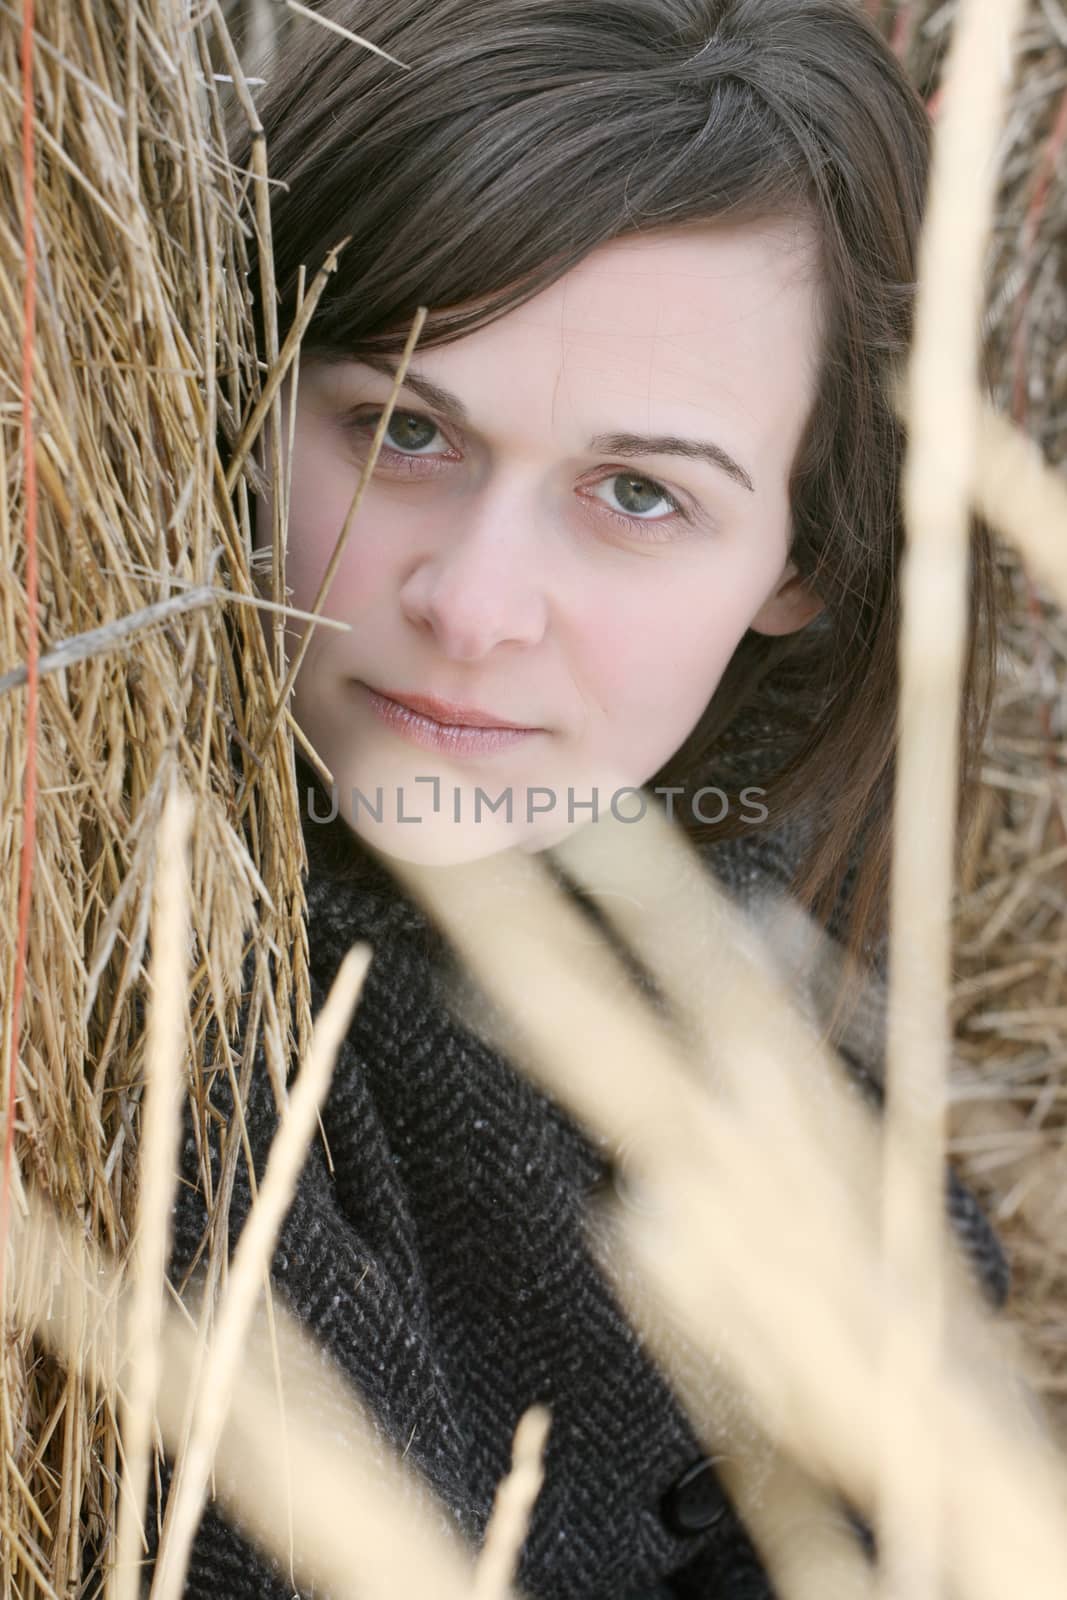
[257,221,824,864]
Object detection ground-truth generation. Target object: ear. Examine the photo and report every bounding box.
[748,562,824,638]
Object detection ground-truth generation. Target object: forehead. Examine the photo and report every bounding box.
[512,218,819,336]
[415,218,823,460]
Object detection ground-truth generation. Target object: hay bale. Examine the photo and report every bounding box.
[865,0,1067,1437]
[0,1,306,1589]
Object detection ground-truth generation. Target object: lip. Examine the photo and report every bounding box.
[371,688,538,730]
[356,682,542,758]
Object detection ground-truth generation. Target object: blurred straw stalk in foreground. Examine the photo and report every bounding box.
[872,0,1067,1438]
[1,1,1066,1598]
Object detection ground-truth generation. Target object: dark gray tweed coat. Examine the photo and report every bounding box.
[152,806,1009,1600]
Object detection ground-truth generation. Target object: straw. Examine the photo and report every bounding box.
[883,3,1028,1596]
[112,780,192,1600]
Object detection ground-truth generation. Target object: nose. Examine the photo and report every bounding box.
[399,496,549,660]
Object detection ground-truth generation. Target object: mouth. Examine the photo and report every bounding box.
[367,686,539,731]
[355,682,543,758]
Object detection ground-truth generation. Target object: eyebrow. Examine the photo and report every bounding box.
[587,430,754,494]
[361,356,472,428]
[358,356,756,494]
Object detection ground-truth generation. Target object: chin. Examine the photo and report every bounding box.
[348,810,582,868]
[346,814,517,869]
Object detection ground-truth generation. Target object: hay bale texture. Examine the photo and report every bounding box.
[0,0,1065,1594]
[1,1,310,1591]
[864,0,1067,1439]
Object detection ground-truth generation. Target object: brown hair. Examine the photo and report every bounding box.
[221,0,998,986]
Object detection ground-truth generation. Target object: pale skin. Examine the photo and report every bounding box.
[256,219,825,864]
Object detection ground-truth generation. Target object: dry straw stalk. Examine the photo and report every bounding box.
[1,0,312,1589]
[883,0,1067,1442]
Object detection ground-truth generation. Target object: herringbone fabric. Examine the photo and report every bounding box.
[149,808,1008,1599]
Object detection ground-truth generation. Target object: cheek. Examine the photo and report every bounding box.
[579,573,757,740]
[285,443,402,618]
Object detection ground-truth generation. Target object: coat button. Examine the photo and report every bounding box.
[661,1458,731,1536]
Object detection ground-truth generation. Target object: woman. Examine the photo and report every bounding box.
[148,2,1008,1595]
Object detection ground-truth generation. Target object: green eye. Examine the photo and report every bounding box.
[611,474,675,517]
[589,473,680,521]
[385,412,441,452]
